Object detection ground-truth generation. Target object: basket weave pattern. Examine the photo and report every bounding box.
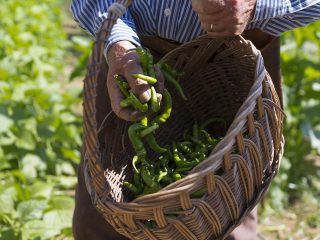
[82,1,284,239]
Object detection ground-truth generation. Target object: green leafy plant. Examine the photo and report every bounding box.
[263,22,320,214]
[0,1,82,239]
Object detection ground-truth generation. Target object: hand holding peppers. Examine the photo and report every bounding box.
[113,45,224,199]
[107,41,164,121]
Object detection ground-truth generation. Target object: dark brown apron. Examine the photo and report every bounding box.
[73,30,282,240]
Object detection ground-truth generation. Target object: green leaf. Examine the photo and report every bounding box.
[0,228,18,240]
[21,219,58,240]
[17,200,47,222]
[0,131,16,146]
[0,114,13,133]
[21,154,46,179]
[15,131,36,150]
[0,187,16,214]
[71,36,91,50]
[43,210,73,231]
[0,148,10,170]
[47,176,77,190]
[60,162,76,176]
[59,112,77,123]
[49,196,74,211]
[302,121,320,153]
[28,181,54,199]
[61,148,80,164]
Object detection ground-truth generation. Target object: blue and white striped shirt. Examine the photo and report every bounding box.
[70,0,320,52]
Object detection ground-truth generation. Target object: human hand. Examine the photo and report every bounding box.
[107,41,164,121]
[192,0,257,37]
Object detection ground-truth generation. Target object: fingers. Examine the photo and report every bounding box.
[156,93,162,105]
[108,46,167,121]
[107,71,144,121]
[116,108,144,122]
[203,21,245,36]
[121,52,151,103]
[191,0,223,14]
[192,0,255,37]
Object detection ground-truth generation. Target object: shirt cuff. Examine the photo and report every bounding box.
[251,0,288,22]
[104,18,141,60]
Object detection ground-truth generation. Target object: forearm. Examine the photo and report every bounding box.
[248,1,320,35]
[70,0,140,57]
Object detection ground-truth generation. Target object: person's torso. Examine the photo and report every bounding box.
[130,0,205,43]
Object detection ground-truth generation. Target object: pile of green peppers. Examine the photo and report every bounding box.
[117,47,223,198]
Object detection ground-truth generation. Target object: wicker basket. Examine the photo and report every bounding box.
[82,1,285,239]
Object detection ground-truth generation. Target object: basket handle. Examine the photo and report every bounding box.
[97,0,132,42]
[92,0,133,64]
[83,0,133,200]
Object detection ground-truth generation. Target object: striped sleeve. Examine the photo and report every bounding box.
[248,0,320,35]
[70,0,140,55]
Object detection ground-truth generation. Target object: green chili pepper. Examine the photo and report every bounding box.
[121,81,130,89]
[175,166,193,173]
[150,86,160,112]
[200,117,227,130]
[188,135,206,148]
[157,62,183,78]
[200,129,215,146]
[173,172,182,181]
[157,170,168,182]
[161,69,187,101]
[133,172,142,187]
[177,142,192,154]
[128,47,149,73]
[187,151,207,160]
[146,48,156,78]
[123,182,140,195]
[136,119,166,153]
[128,123,147,158]
[166,146,173,161]
[120,93,148,112]
[177,151,187,162]
[196,152,207,162]
[179,141,193,146]
[159,175,173,185]
[141,184,161,195]
[173,143,193,168]
[115,75,130,98]
[179,159,199,168]
[183,130,190,141]
[140,116,148,126]
[145,133,167,153]
[159,155,170,169]
[141,166,156,188]
[153,89,172,125]
[132,73,157,85]
[173,143,183,167]
[120,98,132,108]
[132,155,141,173]
[131,91,149,112]
[139,123,159,138]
